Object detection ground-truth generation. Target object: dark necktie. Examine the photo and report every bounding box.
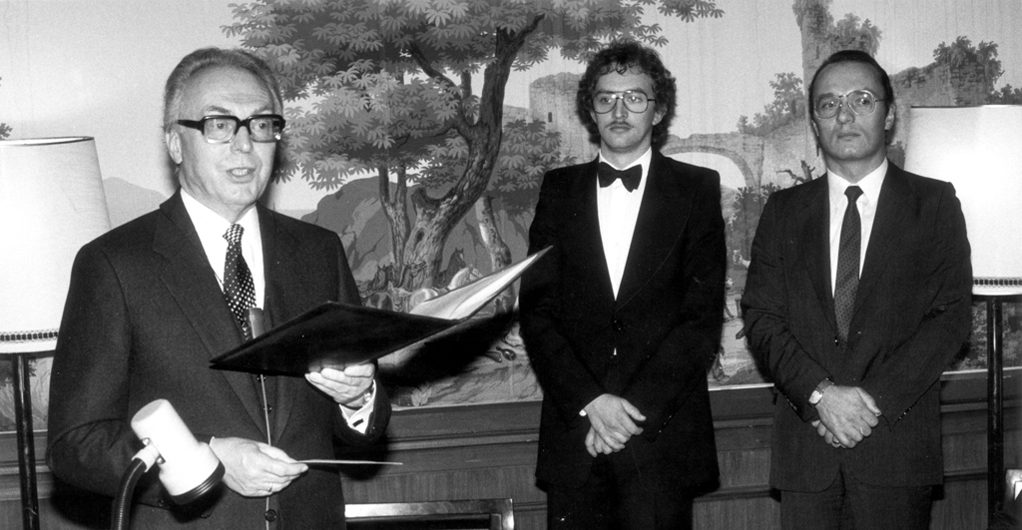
[223,224,256,340]
[597,162,641,192]
[834,186,863,343]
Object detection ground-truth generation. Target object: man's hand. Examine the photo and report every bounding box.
[208,437,308,497]
[582,394,646,457]
[585,426,613,457]
[815,385,881,448]
[811,419,843,448]
[305,364,375,407]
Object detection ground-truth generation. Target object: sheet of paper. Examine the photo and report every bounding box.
[410,247,549,320]
[297,459,402,466]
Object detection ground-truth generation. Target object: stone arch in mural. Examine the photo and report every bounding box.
[662,133,765,189]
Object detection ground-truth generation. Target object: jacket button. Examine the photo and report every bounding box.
[265,509,278,522]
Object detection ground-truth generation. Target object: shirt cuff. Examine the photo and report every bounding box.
[339,381,376,434]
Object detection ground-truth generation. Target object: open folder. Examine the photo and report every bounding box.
[210,247,549,376]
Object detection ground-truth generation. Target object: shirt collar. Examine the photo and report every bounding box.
[180,189,261,250]
[827,158,887,206]
[598,147,653,193]
[599,147,652,173]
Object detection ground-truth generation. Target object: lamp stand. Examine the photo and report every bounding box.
[980,294,1020,523]
[10,351,40,530]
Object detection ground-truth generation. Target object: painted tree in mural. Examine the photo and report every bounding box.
[728,183,780,267]
[417,116,576,310]
[989,85,1022,104]
[737,72,805,138]
[225,0,723,293]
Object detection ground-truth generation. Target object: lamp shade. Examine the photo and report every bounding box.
[903,105,1022,296]
[0,137,111,353]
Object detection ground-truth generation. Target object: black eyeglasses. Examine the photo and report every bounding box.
[176,114,286,144]
[592,91,656,114]
[814,90,882,119]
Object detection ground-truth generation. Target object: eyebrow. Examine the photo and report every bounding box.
[594,88,650,95]
[816,88,878,96]
[200,104,276,116]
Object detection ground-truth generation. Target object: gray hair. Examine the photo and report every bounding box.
[163,47,283,133]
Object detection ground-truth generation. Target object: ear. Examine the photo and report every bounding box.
[809,118,821,155]
[652,107,665,126]
[884,102,897,131]
[166,130,183,165]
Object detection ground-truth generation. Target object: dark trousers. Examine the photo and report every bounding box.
[780,466,933,530]
[545,456,695,530]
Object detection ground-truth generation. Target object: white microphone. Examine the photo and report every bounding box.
[130,399,225,504]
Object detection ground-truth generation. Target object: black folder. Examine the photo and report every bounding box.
[209,247,549,376]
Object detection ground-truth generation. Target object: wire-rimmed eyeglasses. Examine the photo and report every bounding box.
[592,91,656,114]
[814,90,883,119]
[176,114,286,144]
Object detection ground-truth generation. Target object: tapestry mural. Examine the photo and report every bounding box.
[2,0,1021,428]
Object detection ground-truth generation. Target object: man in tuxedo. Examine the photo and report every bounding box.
[47,48,390,529]
[519,40,726,530]
[741,50,973,529]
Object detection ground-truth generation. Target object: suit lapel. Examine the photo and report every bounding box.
[568,159,617,301]
[796,178,838,332]
[258,207,300,437]
[616,153,688,307]
[153,193,268,433]
[855,166,910,316]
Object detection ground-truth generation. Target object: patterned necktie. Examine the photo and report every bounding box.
[597,162,642,192]
[223,224,256,340]
[834,186,863,343]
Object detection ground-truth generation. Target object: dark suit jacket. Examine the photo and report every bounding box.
[741,163,972,491]
[519,152,726,490]
[47,192,391,529]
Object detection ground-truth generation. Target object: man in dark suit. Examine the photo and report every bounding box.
[519,41,726,530]
[47,48,390,529]
[741,50,973,530]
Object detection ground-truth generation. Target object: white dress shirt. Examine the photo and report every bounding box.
[181,190,265,305]
[180,190,374,432]
[827,159,887,294]
[597,148,653,299]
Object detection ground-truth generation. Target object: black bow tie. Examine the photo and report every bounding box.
[597,162,642,192]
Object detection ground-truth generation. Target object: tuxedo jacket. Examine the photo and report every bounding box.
[47,192,391,529]
[741,163,972,491]
[519,152,726,490]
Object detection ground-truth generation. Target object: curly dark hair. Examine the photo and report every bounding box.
[576,40,677,150]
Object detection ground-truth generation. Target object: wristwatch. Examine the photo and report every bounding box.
[808,379,835,407]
